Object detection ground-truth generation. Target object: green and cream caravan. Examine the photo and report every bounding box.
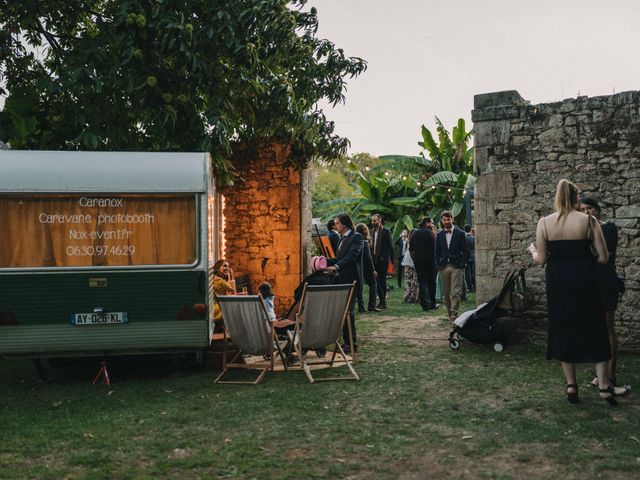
[0,151,216,356]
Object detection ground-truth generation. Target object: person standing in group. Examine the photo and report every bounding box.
[395,229,409,288]
[370,213,393,309]
[579,197,630,396]
[464,224,476,293]
[325,213,363,353]
[402,228,419,303]
[434,211,468,321]
[355,223,380,313]
[528,179,615,406]
[326,218,340,258]
[409,217,437,311]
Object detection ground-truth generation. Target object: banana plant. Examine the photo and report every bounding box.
[379,117,475,225]
[318,164,419,239]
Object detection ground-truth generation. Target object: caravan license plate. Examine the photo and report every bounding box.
[69,312,128,326]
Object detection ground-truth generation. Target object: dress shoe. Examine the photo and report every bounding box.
[376,303,387,310]
[367,307,382,312]
[342,344,358,354]
[358,307,366,313]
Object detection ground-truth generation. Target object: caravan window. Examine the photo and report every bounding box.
[0,194,197,268]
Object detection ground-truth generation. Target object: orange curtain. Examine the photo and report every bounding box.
[0,195,196,268]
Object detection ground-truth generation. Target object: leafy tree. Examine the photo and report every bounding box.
[0,0,366,183]
[379,118,476,225]
[318,162,418,240]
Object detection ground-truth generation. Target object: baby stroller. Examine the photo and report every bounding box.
[448,268,534,352]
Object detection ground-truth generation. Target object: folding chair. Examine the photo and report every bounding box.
[288,282,359,383]
[214,295,287,385]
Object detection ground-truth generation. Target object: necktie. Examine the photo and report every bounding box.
[337,235,346,255]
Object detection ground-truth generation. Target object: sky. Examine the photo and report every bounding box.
[308,0,640,156]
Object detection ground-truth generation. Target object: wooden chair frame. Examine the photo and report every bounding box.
[214,295,288,385]
[287,282,359,383]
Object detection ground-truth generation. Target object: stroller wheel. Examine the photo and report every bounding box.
[493,343,504,352]
[449,339,461,350]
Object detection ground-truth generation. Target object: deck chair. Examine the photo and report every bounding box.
[214,295,287,385]
[287,282,359,383]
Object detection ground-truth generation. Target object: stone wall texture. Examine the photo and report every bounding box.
[472,90,640,351]
[219,143,305,315]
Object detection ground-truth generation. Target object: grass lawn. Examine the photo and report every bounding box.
[1,286,638,479]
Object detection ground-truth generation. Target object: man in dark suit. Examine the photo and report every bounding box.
[370,213,393,309]
[435,211,469,321]
[394,229,409,288]
[326,213,363,352]
[409,216,437,311]
[326,219,340,258]
[464,224,476,292]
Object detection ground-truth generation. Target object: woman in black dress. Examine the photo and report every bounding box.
[528,179,616,405]
[579,197,630,396]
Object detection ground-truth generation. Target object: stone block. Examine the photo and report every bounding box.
[473,198,496,224]
[616,205,640,219]
[474,90,527,109]
[476,223,511,250]
[475,275,505,304]
[474,120,511,147]
[475,172,514,200]
[474,147,489,174]
[476,250,496,276]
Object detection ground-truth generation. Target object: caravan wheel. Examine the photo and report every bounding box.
[449,339,461,350]
[493,343,504,352]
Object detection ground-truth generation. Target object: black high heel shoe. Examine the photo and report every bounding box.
[566,384,580,404]
[599,386,618,406]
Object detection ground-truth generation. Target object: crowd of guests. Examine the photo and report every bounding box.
[394,213,476,322]
[212,183,628,405]
[324,211,476,332]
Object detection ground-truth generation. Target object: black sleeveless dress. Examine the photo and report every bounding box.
[545,239,610,363]
[595,221,619,311]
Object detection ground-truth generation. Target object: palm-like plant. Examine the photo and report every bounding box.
[380,117,476,225]
[318,163,417,239]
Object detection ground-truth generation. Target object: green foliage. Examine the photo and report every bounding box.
[311,167,353,218]
[315,118,475,233]
[383,117,476,225]
[0,0,366,183]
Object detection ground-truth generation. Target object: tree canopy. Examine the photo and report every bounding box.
[0,0,366,183]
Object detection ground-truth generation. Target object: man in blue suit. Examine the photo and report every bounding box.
[326,218,340,258]
[435,211,469,321]
[326,213,363,353]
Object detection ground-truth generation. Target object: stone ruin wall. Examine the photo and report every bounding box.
[219,143,310,315]
[472,90,640,351]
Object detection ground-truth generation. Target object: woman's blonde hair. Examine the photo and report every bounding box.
[554,179,579,223]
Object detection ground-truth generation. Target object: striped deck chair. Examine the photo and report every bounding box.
[288,282,359,383]
[214,295,287,385]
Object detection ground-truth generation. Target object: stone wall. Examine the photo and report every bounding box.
[219,143,307,315]
[472,90,640,350]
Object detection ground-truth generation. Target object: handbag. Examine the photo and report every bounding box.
[401,249,414,268]
[586,216,599,259]
[498,268,535,315]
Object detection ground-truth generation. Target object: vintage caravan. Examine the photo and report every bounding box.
[0,151,216,356]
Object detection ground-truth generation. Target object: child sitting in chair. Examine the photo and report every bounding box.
[258,282,276,321]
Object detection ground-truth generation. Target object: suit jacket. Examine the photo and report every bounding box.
[435,226,468,270]
[371,226,392,266]
[327,230,363,284]
[394,237,405,260]
[465,234,476,262]
[328,230,340,257]
[409,227,436,266]
[361,239,375,282]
